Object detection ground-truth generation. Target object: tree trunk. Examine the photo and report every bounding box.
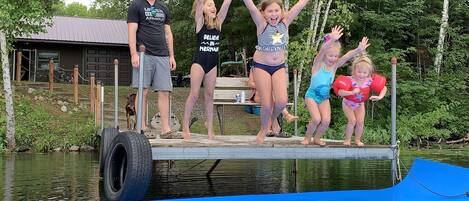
[0,31,16,150]
[295,0,319,98]
[310,0,323,47]
[434,0,449,75]
[315,0,333,50]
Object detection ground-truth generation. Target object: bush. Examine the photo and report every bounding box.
[0,92,97,152]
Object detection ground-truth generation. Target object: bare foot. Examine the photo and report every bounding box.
[208,134,214,140]
[285,114,299,123]
[343,140,351,146]
[256,131,266,144]
[313,138,326,146]
[301,134,311,145]
[355,141,364,147]
[205,121,215,140]
[182,131,191,139]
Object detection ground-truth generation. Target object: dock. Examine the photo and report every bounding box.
[146,133,395,161]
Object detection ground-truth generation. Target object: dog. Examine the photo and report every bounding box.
[126,93,137,130]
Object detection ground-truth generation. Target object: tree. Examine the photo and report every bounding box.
[0,32,15,150]
[90,0,132,19]
[0,0,55,150]
[57,2,90,17]
[434,0,449,75]
[293,0,334,100]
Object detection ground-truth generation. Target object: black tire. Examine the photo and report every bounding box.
[99,128,119,177]
[103,132,152,201]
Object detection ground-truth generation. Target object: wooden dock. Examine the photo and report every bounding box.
[146,133,395,161]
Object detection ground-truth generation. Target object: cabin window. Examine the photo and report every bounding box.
[37,51,60,70]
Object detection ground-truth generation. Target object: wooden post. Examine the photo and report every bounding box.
[48,58,54,92]
[15,51,22,82]
[73,65,79,104]
[90,73,96,112]
[95,81,102,126]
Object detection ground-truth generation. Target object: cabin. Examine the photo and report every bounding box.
[12,16,131,86]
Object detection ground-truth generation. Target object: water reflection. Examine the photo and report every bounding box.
[0,153,100,200]
[0,149,467,200]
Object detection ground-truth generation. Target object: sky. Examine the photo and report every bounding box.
[64,0,94,8]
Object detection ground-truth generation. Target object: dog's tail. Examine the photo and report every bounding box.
[189,117,198,128]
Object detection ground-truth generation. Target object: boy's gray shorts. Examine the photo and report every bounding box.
[132,54,173,92]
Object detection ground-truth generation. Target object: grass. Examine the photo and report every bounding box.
[1,82,97,152]
[10,82,263,136]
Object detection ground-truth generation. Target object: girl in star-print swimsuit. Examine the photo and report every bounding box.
[242,0,310,144]
[342,77,372,110]
[337,54,387,147]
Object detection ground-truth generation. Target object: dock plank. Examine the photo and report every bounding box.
[140,133,395,160]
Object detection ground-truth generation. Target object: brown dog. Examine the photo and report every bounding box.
[126,93,137,130]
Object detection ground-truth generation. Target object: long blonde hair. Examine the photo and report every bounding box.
[351,53,374,76]
[311,41,341,65]
[191,0,219,30]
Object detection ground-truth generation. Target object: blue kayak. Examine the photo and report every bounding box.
[160,158,469,201]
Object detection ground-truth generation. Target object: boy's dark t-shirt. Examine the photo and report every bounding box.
[127,0,171,56]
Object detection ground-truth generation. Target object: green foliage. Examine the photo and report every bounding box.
[284,0,469,146]
[55,2,89,17]
[327,1,354,35]
[4,0,465,147]
[0,93,97,152]
[397,106,452,145]
[90,0,132,19]
[0,0,56,41]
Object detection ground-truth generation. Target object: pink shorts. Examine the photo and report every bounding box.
[343,98,363,110]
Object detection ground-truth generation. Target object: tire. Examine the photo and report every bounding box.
[103,132,152,201]
[99,128,119,177]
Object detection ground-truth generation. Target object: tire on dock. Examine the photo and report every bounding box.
[103,132,152,201]
[99,127,119,177]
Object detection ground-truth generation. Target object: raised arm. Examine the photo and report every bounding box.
[284,0,309,26]
[242,0,265,31]
[217,0,232,28]
[334,37,370,69]
[312,26,343,71]
[194,0,204,32]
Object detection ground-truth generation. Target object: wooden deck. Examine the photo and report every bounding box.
[146,133,395,161]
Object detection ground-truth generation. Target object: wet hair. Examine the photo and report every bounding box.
[191,0,219,30]
[258,0,285,18]
[351,53,374,76]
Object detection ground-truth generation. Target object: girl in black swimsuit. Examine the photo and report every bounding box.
[182,0,232,140]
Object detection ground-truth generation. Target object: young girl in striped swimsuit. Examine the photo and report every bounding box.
[242,0,310,144]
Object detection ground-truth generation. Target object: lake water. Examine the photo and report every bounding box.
[1,148,468,200]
